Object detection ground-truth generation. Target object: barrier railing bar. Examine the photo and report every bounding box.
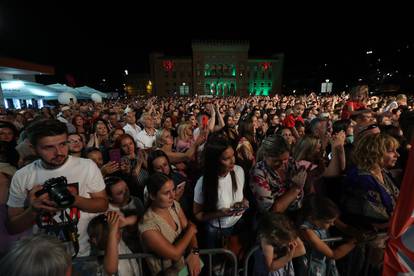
[243,233,388,276]
[74,248,238,276]
[208,253,212,276]
[137,257,143,276]
[244,245,259,276]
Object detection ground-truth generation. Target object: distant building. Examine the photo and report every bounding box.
[125,73,151,96]
[149,41,284,97]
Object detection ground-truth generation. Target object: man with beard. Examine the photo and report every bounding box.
[6,119,108,257]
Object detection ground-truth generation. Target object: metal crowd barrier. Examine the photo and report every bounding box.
[243,233,388,276]
[74,248,238,276]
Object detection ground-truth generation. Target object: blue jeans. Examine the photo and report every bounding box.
[205,222,234,249]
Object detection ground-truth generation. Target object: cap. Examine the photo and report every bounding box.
[61,106,71,112]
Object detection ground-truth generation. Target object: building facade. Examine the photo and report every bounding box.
[149,41,284,97]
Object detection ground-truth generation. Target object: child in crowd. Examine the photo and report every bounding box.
[87,211,140,276]
[298,195,357,276]
[105,176,145,252]
[341,85,368,119]
[105,176,144,215]
[283,103,305,131]
[254,212,306,275]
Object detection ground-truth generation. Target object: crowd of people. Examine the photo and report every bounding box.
[0,85,413,275]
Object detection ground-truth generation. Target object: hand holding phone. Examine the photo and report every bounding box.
[109,149,122,163]
[229,206,247,212]
[230,201,248,213]
[201,115,209,129]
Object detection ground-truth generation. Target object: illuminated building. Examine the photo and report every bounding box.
[149,41,284,96]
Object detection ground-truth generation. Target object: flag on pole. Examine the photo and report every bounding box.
[383,145,414,275]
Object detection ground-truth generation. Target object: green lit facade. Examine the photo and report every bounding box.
[149,41,284,96]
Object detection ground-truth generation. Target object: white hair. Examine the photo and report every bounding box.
[0,234,71,276]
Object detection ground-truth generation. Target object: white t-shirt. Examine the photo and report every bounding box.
[136,129,157,149]
[93,240,140,276]
[116,239,140,276]
[194,165,244,228]
[123,123,142,144]
[7,156,106,257]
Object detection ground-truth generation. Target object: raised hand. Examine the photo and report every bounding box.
[292,167,307,188]
[106,211,120,233]
[101,161,120,176]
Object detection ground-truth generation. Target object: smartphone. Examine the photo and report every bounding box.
[109,149,121,163]
[202,115,209,129]
[230,206,247,212]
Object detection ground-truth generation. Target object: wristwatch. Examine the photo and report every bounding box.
[191,247,200,255]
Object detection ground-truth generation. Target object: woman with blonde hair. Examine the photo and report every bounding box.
[176,122,195,153]
[343,133,400,274]
[292,133,346,193]
[155,128,205,165]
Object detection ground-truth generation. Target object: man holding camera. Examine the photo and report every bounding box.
[6,119,108,257]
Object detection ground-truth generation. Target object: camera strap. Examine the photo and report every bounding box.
[36,210,80,258]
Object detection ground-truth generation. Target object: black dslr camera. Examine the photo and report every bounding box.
[35,176,75,208]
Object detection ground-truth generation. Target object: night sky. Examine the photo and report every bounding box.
[1,2,413,93]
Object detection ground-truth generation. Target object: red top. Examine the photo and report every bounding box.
[341,101,366,119]
[283,114,304,128]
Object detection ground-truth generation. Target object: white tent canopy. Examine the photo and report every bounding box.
[75,86,108,98]
[0,81,108,109]
[47,83,85,99]
[1,80,60,100]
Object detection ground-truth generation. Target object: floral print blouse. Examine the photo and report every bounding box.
[250,159,303,213]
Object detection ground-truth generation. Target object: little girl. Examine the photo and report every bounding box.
[88,211,140,276]
[105,176,145,253]
[341,85,368,120]
[254,212,306,276]
[299,195,356,276]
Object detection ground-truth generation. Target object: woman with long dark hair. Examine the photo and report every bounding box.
[193,133,248,248]
[145,150,188,209]
[112,134,149,198]
[72,114,89,141]
[139,173,201,276]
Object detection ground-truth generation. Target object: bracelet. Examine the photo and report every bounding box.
[191,247,200,255]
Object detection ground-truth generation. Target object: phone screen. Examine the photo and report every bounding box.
[202,115,209,129]
[109,149,121,163]
[230,207,247,212]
